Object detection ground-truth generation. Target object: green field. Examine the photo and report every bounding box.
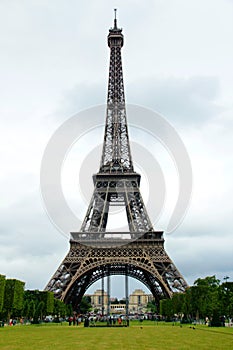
[0,322,233,350]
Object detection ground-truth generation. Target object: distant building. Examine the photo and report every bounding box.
[86,288,153,314]
[129,289,153,313]
[88,289,108,311]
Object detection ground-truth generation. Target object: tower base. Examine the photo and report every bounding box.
[45,232,188,309]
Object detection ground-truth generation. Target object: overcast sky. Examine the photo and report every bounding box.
[1,0,233,298]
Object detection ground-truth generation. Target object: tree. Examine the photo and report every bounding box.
[111,298,119,304]
[3,279,25,320]
[23,299,30,320]
[53,299,67,318]
[181,287,193,321]
[0,275,6,313]
[79,296,92,314]
[159,276,232,325]
[28,300,35,319]
[23,290,54,320]
[66,303,73,317]
[42,291,54,315]
[219,282,233,317]
[191,276,220,319]
[35,301,45,321]
[160,299,173,319]
[146,300,157,313]
[210,308,222,327]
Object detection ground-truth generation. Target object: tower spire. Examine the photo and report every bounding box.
[114,8,117,29]
[100,13,132,173]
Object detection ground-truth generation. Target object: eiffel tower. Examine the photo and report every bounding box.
[45,12,188,310]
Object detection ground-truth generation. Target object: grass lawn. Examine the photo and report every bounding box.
[0,322,233,350]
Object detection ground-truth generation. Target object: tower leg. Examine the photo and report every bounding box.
[107,272,111,317]
[125,267,129,321]
[101,276,104,316]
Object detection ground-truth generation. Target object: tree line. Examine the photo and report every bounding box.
[1,274,232,325]
[0,274,73,323]
[160,276,233,325]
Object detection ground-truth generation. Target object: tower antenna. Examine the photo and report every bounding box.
[114,8,117,28]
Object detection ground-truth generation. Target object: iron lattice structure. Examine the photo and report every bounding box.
[45,15,188,309]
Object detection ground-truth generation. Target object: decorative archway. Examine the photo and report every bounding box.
[46,239,188,310]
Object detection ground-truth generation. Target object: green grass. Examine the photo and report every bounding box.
[0,323,233,350]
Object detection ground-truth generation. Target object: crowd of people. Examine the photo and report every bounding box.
[67,314,129,327]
